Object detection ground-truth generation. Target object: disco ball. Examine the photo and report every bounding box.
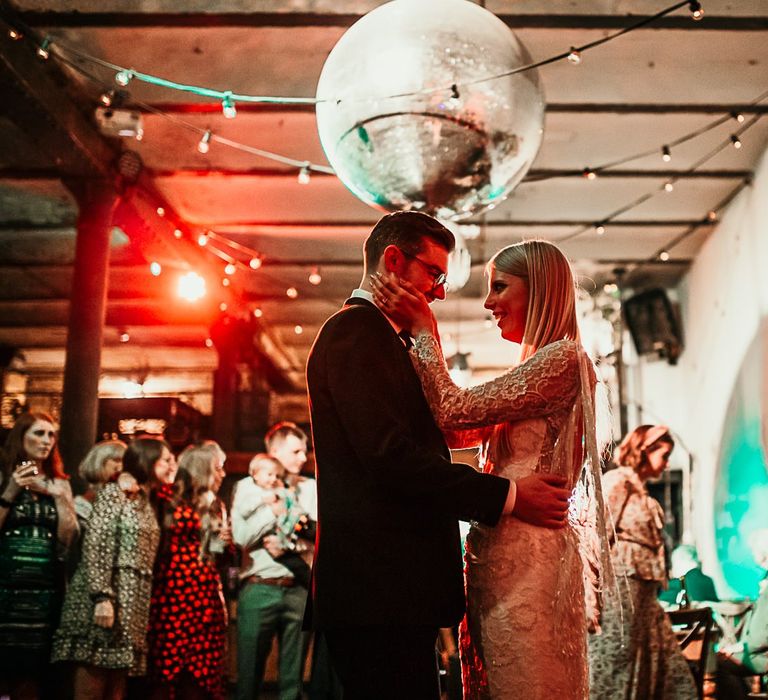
[315,0,545,221]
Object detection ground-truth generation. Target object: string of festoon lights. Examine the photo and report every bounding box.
[557,101,765,250]
[6,0,707,185]
[5,0,762,298]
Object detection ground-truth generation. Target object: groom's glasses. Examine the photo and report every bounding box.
[400,251,449,292]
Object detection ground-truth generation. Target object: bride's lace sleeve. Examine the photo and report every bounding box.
[411,332,580,431]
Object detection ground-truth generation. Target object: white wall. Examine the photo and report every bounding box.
[631,147,768,594]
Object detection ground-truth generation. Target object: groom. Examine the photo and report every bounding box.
[305,211,570,698]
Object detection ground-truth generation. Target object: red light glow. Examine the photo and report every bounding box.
[177,271,206,301]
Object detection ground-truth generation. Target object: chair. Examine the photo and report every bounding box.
[668,606,715,699]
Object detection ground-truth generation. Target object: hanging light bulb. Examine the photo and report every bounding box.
[447,83,461,108]
[222,277,231,287]
[173,228,183,239]
[286,287,298,299]
[197,233,209,247]
[149,261,162,276]
[249,256,262,270]
[36,37,51,60]
[177,272,206,301]
[594,223,606,236]
[731,111,745,124]
[661,145,671,162]
[294,325,304,335]
[707,210,718,222]
[731,134,742,149]
[567,47,582,65]
[100,90,116,107]
[156,207,165,217]
[115,69,134,87]
[221,92,237,119]
[135,127,144,142]
[253,308,263,318]
[689,1,704,20]
[298,165,311,185]
[308,267,322,285]
[220,302,228,312]
[198,129,212,154]
[664,181,675,193]
[224,263,236,276]
[659,251,670,262]
[582,168,597,180]
[8,28,23,40]
[119,330,130,343]
[205,337,214,348]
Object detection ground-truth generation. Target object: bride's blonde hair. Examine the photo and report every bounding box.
[487,240,582,465]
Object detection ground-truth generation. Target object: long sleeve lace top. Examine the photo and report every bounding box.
[411,331,582,454]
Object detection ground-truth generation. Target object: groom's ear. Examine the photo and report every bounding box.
[382,245,404,274]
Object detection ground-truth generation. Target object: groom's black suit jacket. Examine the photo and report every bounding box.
[306,297,510,629]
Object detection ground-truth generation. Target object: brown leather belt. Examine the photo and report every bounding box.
[242,575,295,587]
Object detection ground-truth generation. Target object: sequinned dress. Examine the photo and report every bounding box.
[52,482,160,674]
[148,501,227,699]
[412,334,596,700]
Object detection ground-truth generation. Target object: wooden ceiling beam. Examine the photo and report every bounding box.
[0,167,752,181]
[0,298,314,325]
[0,7,117,178]
[0,217,715,232]
[143,167,752,181]
[16,10,768,31]
[129,101,768,116]
[173,218,713,229]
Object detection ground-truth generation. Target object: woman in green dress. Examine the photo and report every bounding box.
[0,411,79,699]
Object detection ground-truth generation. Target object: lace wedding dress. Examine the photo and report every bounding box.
[412,334,603,700]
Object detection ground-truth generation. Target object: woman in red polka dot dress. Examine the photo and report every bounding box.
[148,447,227,700]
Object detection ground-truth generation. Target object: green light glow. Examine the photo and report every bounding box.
[714,335,768,598]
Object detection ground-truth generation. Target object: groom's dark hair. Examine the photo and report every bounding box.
[364,211,455,267]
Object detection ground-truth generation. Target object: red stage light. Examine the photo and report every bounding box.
[177,272,206,301]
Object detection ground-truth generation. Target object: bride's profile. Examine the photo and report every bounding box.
[372,240,610,699]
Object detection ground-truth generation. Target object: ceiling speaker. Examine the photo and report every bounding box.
[623,288,683,365]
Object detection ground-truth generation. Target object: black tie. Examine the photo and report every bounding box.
[398,330,413,350]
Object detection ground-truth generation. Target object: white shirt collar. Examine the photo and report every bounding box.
[350,288,405,339]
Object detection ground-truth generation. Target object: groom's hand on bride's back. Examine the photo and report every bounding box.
[511,474,570,528]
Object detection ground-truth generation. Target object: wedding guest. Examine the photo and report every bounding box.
[148,445,226,700]
[191,441,234,593]
[261,423,339,700]
[589,424,697,698]
[659,544,719,606]
[0,411,78,699]
[232,452,308,700]
[67,440,126,578]
[715,529,768,700]
[52,437,166,699]
[73,440,126,528]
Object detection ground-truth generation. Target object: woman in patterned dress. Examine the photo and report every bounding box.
[589,425,697,699]
[371,240,610,699]
[148,446,227,700]
[52,437,175,699]
[0,411,78,699]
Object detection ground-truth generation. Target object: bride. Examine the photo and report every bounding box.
[371,240,609,699]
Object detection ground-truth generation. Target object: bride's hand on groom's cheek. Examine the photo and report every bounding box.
[371,273,433,332]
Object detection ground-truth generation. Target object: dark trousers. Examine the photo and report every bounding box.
[715,655,755,700]
[324,625,440,700]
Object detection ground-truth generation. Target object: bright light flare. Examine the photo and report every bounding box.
[177,271,206,301]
